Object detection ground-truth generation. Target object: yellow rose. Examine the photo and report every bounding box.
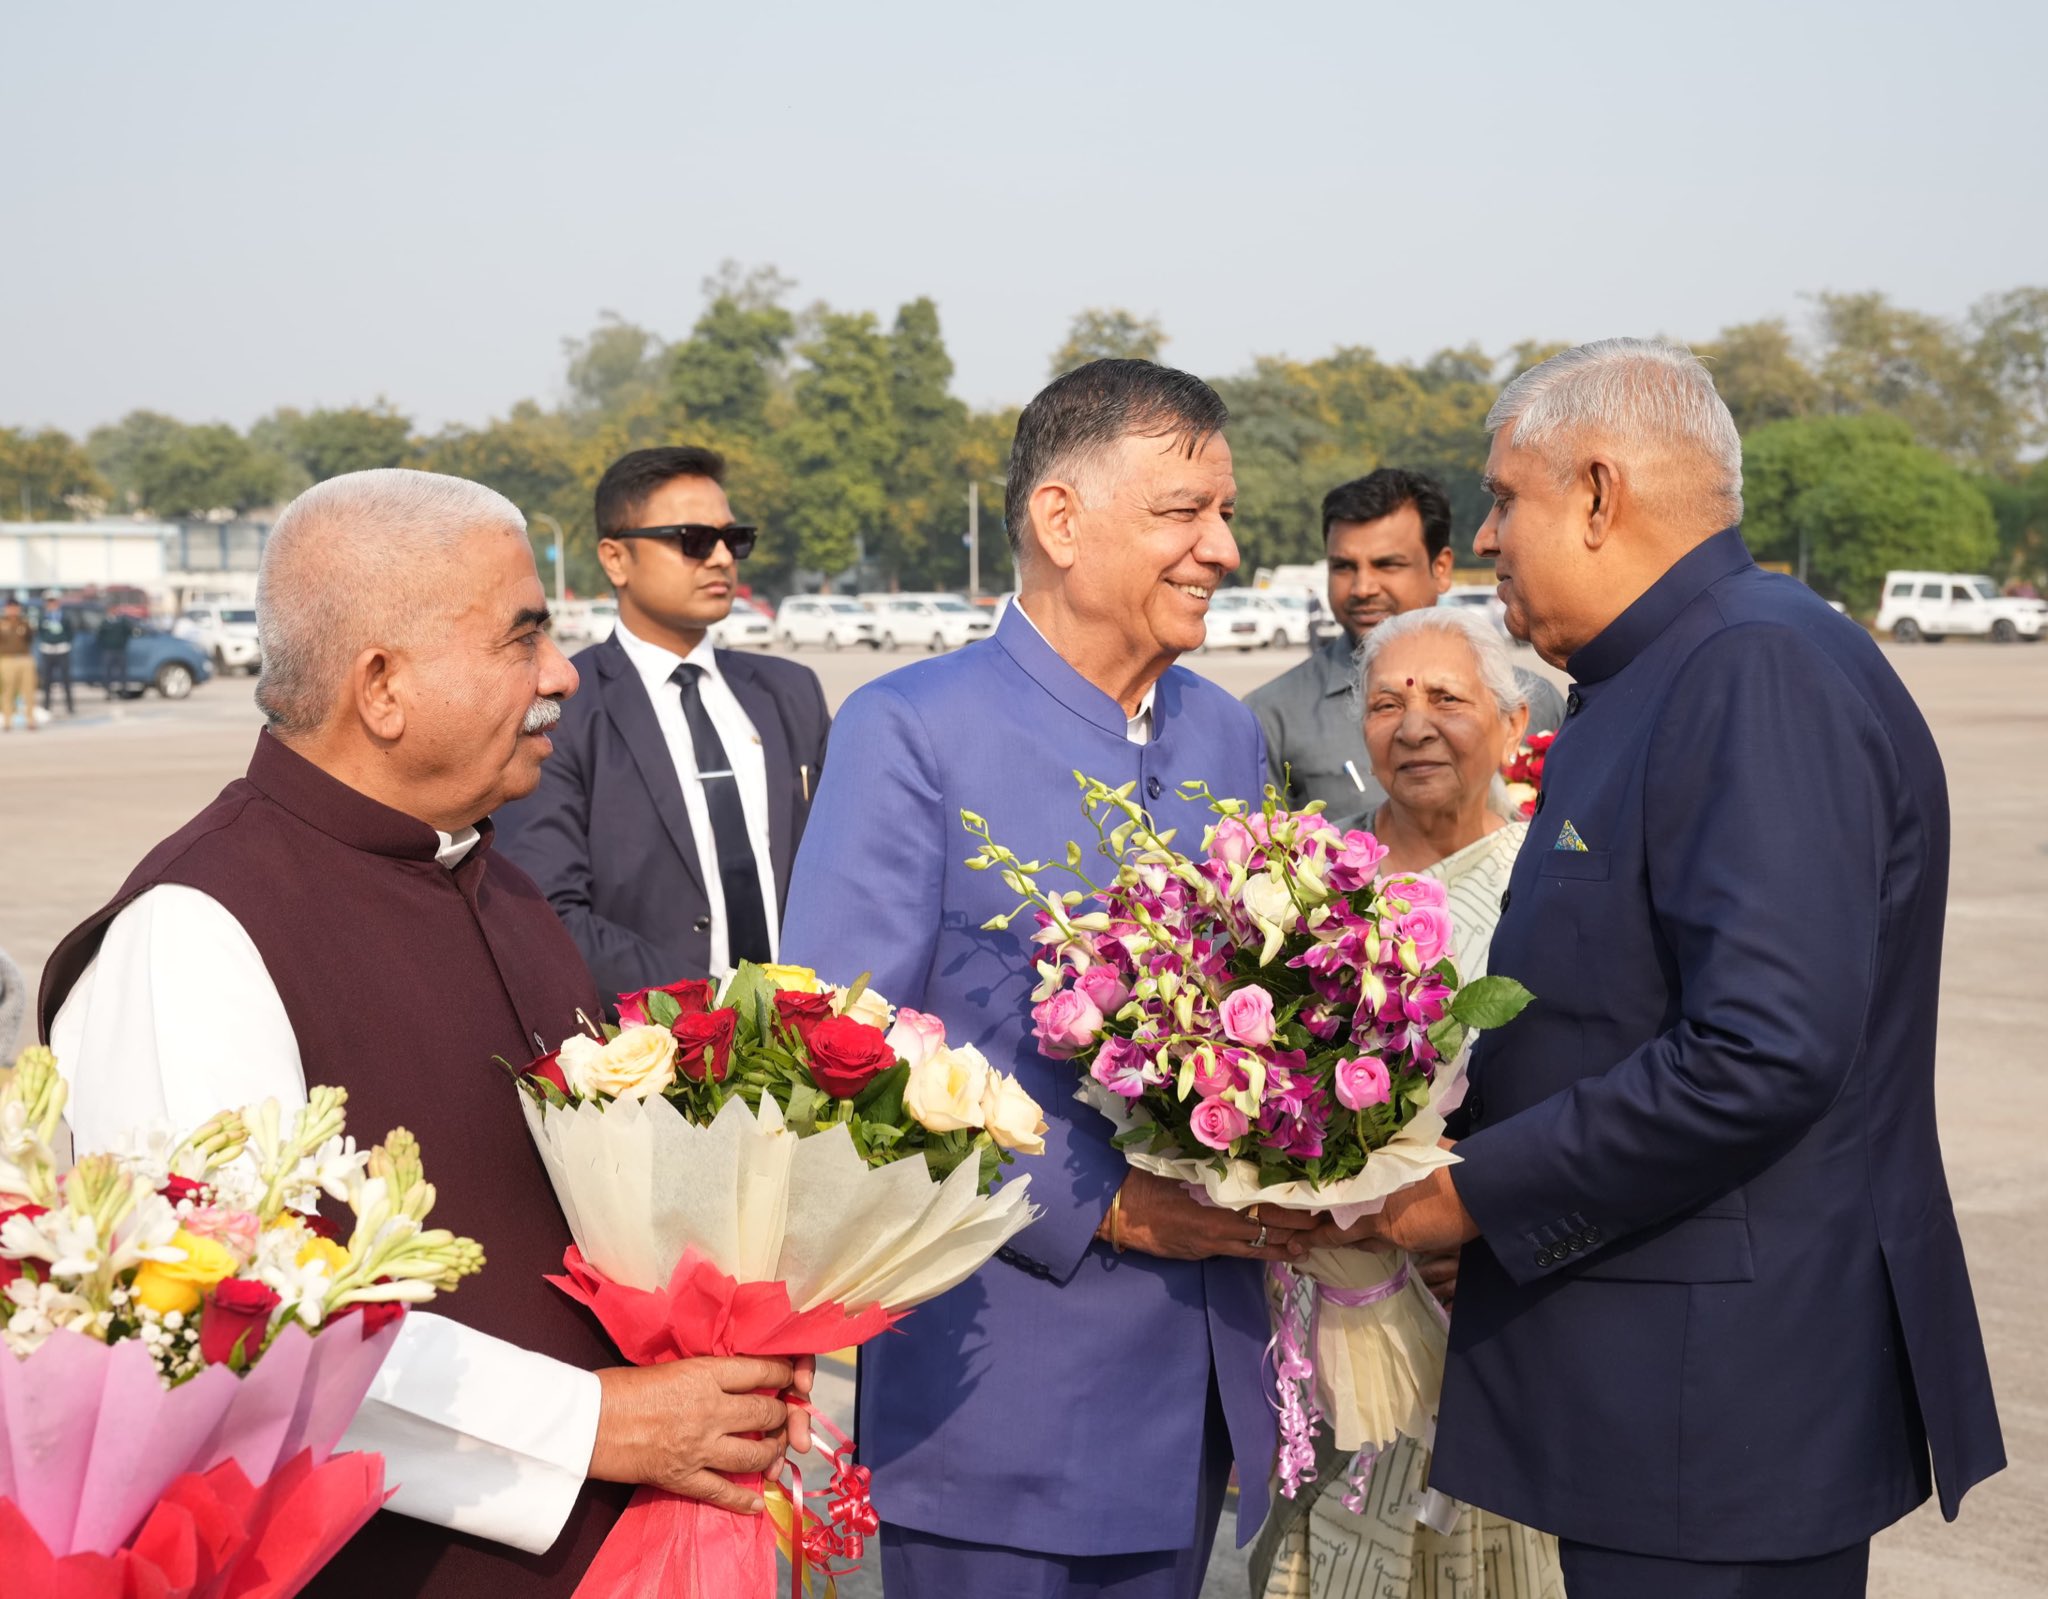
[759,963,822,994]
[558,1026,678,1101]
[981,1073,1047,1156]
[296,1234,351,1274]
[131,1228,240,1316]
[834,985,894,1032]
[904,1043,991,1134]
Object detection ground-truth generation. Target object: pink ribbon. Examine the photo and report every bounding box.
[1264,1259,1418,1501]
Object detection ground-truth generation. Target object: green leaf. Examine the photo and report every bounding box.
[853,1062,910,1125]
[1427,1015,1467,1065]
[646,989,682,1030]
[1448,975,1536,1031]
[723,962,779,1039]
[1111,1122,1157,1150]
[784,1079,824,1133]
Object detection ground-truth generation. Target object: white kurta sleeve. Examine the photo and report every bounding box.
[49,885,604,1554]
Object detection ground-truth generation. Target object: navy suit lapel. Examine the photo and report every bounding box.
[719,651,796,899]
[593,638,708,898]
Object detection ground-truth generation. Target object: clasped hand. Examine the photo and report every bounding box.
[1104,1171,1317,1261]
[589,1354,816,1513]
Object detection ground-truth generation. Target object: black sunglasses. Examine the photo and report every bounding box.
[611,523,758,561]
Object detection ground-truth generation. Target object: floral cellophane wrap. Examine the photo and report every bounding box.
[519,1091,1036,1313]
[1080,1060,1464,1456]
[0,1314,397,1558]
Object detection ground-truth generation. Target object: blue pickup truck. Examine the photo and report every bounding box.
[62,605,214,699]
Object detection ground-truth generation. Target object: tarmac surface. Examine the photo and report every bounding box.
[1,638,2041,1597]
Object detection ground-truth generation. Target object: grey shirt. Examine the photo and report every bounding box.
[1242,633,1566,834]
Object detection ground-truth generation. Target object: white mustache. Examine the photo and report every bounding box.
[522,699,563,735]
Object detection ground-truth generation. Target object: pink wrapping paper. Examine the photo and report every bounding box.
[0,1315,401,1558]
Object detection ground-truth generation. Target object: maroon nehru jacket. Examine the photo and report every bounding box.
[40,731,630,1599]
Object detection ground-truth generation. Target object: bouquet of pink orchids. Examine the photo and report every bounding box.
[965,777,1531,1500]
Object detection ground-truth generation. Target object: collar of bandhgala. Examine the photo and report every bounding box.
[1566,527,1753,685]
[243,729,493,866]
[995,602,1159,738]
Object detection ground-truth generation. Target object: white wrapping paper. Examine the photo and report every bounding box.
[520,1092,1038,1313]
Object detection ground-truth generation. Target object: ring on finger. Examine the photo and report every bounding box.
[1254,1223,1269,1249]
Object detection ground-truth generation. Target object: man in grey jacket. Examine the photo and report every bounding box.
[1244,467,1563,832]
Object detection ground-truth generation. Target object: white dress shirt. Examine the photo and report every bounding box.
[48,827,604,1557]
[613,618,780,974]
[1011,599,1157,745]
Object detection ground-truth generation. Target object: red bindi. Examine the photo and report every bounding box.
[1405,677,1415,686]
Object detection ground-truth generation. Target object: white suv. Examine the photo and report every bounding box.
[775,595,879,650]
[177,605,261,674]
[1876,572,2043,643]
[869,594,993,651]
[1203,590,1288,650]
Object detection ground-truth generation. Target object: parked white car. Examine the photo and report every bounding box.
[552,598,618,647]
[175,604,261,674]
[774,595,879,650]
[1876,572,2043,643]
[1202,590,1290,651]
[709,596,775,649]
[869,594,993,651]
[1438,584,1511,639]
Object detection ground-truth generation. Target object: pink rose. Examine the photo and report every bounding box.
[183,1206,261,1261]
[1386,874,1447,910]
[1396,904,1456,967]
[1190,1048,1247,1098]
[1074,964,1132,1017]
[1032,988,1105,1058]
[1327,830,1391,892]
[884,1008,948,1069]
[1334,1055,1392,1111]
[1189,1095,1250,1151]
[1218,985,1277,1048]
[1208,815,1258,867]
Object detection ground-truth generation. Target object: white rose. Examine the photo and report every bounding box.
[904,1043,991,1134]
[981,1073,1047,1156]
[558,1026,678,1102]
[834,985,894,1032]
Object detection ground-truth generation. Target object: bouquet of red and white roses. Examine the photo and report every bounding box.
[1501,730,1556,820]
[510,962,1043,1599]
[966,777,1531,1501]
[0,1045,483,1595]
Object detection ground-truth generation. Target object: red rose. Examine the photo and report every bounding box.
[334,1299,407,1337]
[523,1050,570,1096]
[160,1175,208,1206]
[804,1015,897,1099]
[672,1009,740,1081]
[618,980,716,1026]
[773,990,835,1046]
[199,1278,282,1367]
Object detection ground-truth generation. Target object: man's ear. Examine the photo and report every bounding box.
[1583,455,1623,549]
[351,646,405,745]
[596,537,631,590]
[1028,480,1083,573]
[1430,546,1456,592]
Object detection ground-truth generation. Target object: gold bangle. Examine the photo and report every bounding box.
[1107,1191,1127,1253]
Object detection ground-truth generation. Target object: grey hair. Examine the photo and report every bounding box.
[1487,338,1743,524]
[256,468,526,735]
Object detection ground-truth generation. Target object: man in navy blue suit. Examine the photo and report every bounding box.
[496,447,830,1002]
[1323,340,2005,1597]
[781,361,1314,1598]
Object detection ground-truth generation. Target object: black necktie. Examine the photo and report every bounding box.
[670,662,772,964]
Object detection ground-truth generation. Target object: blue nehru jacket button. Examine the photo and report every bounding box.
[1147,776,1164,800]
[1499,889,1512,913]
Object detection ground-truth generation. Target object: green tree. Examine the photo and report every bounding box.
[0,427,108,519]
[86,411,290,517]
[882,297,969,586]
[1977,459,2048,584]
[1811,291,2016,468]
[1050,309,1166,376]
[1742,413,1996,605]
[776,310,898,582]
[413,402,602,592]
[669,263,797,442]
[563,314,670,419]
[1698,319,1821,433]
[1970,286,2048,455]
[253,402,415,488]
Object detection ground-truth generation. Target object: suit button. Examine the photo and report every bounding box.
[1566,687,1583,717]
[693,914,712,933]
[1534,791,1546,814]
[1566,1236,1584,1253]
[1585,1224,1602,1242]
[1465,1093,1485,1121]
[1535,1249,1553,1267]
[1499,889,1512,913]
[1146,776,1164,800]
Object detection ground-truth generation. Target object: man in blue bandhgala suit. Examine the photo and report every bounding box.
[782,360,1309,1598]
[1328,340,2005,1598]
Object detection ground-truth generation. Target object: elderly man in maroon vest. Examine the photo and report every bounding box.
[39,468,802,1598]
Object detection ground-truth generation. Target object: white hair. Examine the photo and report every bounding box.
[1356,606,1531,819]
[256,468,526,735]
[1487,338,1743,524]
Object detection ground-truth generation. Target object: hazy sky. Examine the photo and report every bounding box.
[6,1,2044,438]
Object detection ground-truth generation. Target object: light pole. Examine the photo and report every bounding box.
[531,512,566,609]
[967,477,1006,597]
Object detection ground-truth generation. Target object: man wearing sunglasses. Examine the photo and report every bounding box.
[497,446,830,1003]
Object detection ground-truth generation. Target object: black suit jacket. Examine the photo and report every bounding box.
[494,634,831,1004]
